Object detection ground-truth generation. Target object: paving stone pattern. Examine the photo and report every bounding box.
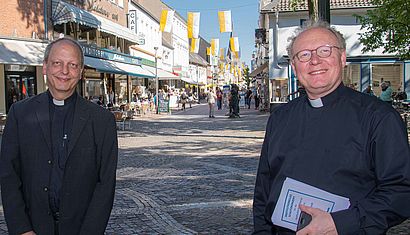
[0,104,409,234]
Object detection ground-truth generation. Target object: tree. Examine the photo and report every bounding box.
[356,0,410,60]
[242,67,251,88]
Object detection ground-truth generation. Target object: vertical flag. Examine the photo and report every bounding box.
[230,37,240,52]
[187,12,200,39]
[211,39,219,56]
[160,10,174,32]
[218,10,232,33]
[190,38,200,53]
[219,48,225,60]
[207,47,211,56]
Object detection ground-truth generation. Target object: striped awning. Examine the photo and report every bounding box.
[51,0,139,44]
[51,0,100,28]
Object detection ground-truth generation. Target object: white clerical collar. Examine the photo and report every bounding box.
[53,98,65,106]
[308,97,323,108]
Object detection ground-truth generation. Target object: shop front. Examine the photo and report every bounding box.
[0,38,48,114]
[81,44,155,106]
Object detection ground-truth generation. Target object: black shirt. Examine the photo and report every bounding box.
[48,91,77,213]
[253,84,410,234]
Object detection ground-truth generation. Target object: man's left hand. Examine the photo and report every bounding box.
[296,204,338,235]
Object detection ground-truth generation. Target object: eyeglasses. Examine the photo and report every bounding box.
[293,45,341,62]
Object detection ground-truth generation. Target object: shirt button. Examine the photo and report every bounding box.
[44,187,49,192]
[47,160,52,164]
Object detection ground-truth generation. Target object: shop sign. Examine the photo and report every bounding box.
[81,44,142,65]
[158,99,169,113]
[129,10,136,33]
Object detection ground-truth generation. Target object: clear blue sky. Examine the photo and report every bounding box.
[161,0,259,67]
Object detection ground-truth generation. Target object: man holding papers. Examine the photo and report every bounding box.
[253,20,410,234]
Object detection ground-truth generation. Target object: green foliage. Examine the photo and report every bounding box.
[243,67,251,87]
[357,0,410,60]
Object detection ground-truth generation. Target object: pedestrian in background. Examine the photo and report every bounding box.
[216,87,223,110]
[253,20,410,234]
[363,86,374,96]
[380,80,393,104]
[180,89,188,110]
[207,89,217,118]
[254,85,260,110]
[246,88,253,109]
[0,37,118,235]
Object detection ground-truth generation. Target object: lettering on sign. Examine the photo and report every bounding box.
[129,10,136,33]
[113,54,125,61]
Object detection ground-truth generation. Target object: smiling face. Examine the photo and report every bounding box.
[291,27,346,99]
[43,40,83,100]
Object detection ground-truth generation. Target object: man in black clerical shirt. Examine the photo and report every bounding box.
[0,37,118,235]
[253,20,410,234]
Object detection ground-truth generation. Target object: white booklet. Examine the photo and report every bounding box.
[271,177,350,231]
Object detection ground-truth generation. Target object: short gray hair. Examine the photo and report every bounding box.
[44,37,84,68]
[287,20,346,60]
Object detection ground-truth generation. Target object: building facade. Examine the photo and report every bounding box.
[257,0,409,109]
[0,0,160,113]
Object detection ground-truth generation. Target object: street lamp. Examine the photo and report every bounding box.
[154,46,159,114]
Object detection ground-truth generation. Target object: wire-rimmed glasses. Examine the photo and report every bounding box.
[293,45,341,62]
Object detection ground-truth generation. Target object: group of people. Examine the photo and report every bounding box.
[362,80,408,105]
[0,20,409,235]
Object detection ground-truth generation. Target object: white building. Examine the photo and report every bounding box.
[258,0,409,109]
[171,13,190,83]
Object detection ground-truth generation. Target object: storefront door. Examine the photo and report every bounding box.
[5,72,37,112]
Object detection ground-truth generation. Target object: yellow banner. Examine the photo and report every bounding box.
[160,10,174,32]
[218,10,232,33]
[187,12,200,39]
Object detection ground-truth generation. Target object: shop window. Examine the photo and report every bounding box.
[342,64,360,90]
[371,64,402,97]
[85,79,103,102]
[270,78,288,102]
[4,65,37,113]
[115,76,128,104]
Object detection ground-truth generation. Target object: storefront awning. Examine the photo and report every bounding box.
[250,62,268,77]
[141,65,180,80]
[51,0,139,44]
[85,57,155,78]
[92,14,139,44]
[0,38,47,66]
[51,0,100,28]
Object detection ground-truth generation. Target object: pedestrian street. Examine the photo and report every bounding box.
[0,104,409,234]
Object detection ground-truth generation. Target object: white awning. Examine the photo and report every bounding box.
[51,0,100,28]
[0,38,47,66]
[141,65,179,80]
[85,57,154,78]
[92,14,139,44]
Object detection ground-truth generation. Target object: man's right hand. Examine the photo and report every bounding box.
[21,231,36,235]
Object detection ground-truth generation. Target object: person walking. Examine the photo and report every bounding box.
[216,87,223,110]
[254,86,260,110]
[180,89,188,110]
[207,89,217,118]
[245,88,253,109]
[0,37,118,235]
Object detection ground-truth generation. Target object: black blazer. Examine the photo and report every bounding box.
[0,92,118,235]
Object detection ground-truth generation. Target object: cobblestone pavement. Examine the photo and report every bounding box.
[0,103,409,234]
